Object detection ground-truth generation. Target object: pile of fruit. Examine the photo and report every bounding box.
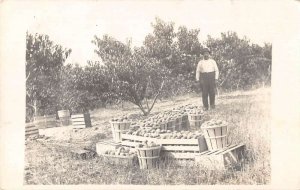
[125,111,182,131]
[135,120,165,129]
[110,115,131,123]
[103,147,136,157]
[150,111,184,126]
[125,127,203,139]
[188,109,204,115]
[201,119,228,128]
[159,130,203,139]
[172,104,202,113]
[125,127,170,138]
[147,112,175,125]
[136,140,160,148]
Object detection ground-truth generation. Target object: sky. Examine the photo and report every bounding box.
[25,0,298,65]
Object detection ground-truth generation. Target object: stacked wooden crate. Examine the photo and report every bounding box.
[121,133,208,161]
[25,123,39,138]
[71,113,92,129]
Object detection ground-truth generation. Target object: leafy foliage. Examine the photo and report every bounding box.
[26,32,71,120]
[143,18,204,96]
[206,32,271,90]
[92,35,167,115]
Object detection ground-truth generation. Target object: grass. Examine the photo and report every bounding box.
[24,87,271,185]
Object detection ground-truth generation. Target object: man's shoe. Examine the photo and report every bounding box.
[210,105,215,109]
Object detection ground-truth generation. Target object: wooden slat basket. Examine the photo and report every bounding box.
[110,121,131,143]
[188,113,203,129]
[201,124,228,151]
[136,146,162,169]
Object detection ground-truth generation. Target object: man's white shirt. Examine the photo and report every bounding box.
[196,59,219,81]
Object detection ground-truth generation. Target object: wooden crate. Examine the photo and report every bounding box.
[122,134,208,159]
[71,113,92,129]
[100,154,138,166]
[136,146,161,169]
[121,134,157,148]
[195,143,245,170]
[159,135,208,160]
[33,115,58,129]
[96,139,122,155]
[202,124,228,151]
[110,121,131,143]
[25,123,39,137]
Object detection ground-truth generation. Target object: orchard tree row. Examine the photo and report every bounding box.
[26,18,271,121]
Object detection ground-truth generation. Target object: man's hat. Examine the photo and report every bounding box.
[202,48,211,54]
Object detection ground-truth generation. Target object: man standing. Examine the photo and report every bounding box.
[196,48,219,110]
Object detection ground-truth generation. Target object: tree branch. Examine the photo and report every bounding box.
[148,80,165,113]
[145,97,150,111]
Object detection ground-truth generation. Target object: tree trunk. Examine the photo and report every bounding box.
[33,99,41,116]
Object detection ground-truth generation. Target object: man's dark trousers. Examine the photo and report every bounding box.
[200,71,216,109]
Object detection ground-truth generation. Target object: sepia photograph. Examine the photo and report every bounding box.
[1,0,300,189]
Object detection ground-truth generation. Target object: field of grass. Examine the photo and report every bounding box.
[24,88,271,185]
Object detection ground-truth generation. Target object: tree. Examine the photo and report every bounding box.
[57,64,91,114]
[26,32,71,120]
[83,61,113,107]
[143,18,204,96]
[92,35,166,115]
[206,31,272,90]
[175,26,203,80]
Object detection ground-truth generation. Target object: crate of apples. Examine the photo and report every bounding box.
[103,147,136,157]
[102,147,138,165]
